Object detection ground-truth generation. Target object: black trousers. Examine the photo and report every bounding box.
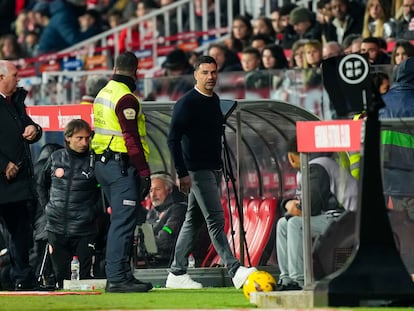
[47,232,95,288]
[0,200,34,286]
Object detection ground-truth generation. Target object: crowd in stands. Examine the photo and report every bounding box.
[1,0,414,109]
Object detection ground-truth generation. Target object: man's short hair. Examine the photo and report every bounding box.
[85,75,108,97]
[64,119,92,138]
[115,51,138,76]
[194,55,217,70]
[150,172,175,191]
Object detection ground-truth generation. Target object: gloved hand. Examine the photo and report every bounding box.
[139,175,151,199]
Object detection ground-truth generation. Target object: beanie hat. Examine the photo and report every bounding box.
[289,7,313,25]
[162,49,189,70]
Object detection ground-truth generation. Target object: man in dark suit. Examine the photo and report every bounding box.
[0,60,42,290]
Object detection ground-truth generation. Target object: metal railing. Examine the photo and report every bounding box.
[57,0,313,73]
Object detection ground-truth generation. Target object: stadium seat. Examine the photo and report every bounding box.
[201,197,278,267]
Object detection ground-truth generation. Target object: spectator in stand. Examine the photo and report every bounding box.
[324,0,364,44]
[187,51,201,67]
[322,41,344,59]
[290,39,309,68]
[391,39,414,65]
[252,16,276,41]
[303,39,323,68]
[36,0,101,55]
[261,44,289,70]
[395,0,414,40]
[23,31,39,58]
[279,3,298,49]
[271,8,284,45]
[106,9,124,47]
[160,49,194,100]
[289,6,322,42]
[350,36,363,53]
[250,33,274,53]
[342,33,361,54]
[372,71,390,94]
[32,1,51,37]
[0,1,16,37]
[0,34,27,60]
[241,47,262,73]
[225,15,253,54]
[79,8,104,33]
[208,43,243,72]
[316,0,333,27]
[80,75,109,105]
[362,0,396,41]
[241,47,270,90]
[360,36,391,64]
[118,0,160,53]
[316,0,332,43]
[38,119,102,289]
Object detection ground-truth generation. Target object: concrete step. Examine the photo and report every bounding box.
[63,265,279,290]
[252,290,314,308]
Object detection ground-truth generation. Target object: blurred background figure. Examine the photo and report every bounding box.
[80,75,109,105]
[322,41,344,59]
[391,39,414,65]
[225,15,253,53]
[0,34,27,60]
[36,0,101,55]
[396,0,414,39]
[362,0,396,41]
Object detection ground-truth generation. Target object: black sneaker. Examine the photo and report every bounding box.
[276,281,302,291]
[106,278,152,293]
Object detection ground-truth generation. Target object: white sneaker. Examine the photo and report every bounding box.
[232,266,257,289]
[165,272,203,289]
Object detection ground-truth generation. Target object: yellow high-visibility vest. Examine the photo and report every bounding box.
[92,80,149,161]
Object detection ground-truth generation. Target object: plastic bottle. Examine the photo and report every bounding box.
[188,253,195,269]
[71,256,80,281]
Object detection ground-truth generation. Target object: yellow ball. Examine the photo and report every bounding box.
[242,270,277,300]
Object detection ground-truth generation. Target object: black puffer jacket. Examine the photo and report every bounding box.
[39,147,101,237]
[33,143,64,241]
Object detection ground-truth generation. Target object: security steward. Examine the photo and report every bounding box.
[92,52,152,293]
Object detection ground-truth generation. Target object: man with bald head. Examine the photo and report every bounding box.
[0,60,42,290]
[323,41,344,59]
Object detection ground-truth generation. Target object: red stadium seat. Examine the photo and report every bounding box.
[201,197,278,267]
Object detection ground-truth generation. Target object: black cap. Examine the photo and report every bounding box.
[162,49,189,70]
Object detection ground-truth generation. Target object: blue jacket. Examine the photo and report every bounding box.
[379,57,414,197]
[37,0,100,54]
[380,57,414,118]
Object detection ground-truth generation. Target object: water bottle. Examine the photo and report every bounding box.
[188,253,195,269]
[71,256,80,281]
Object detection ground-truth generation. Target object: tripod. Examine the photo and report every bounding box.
[222,128,252,267]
